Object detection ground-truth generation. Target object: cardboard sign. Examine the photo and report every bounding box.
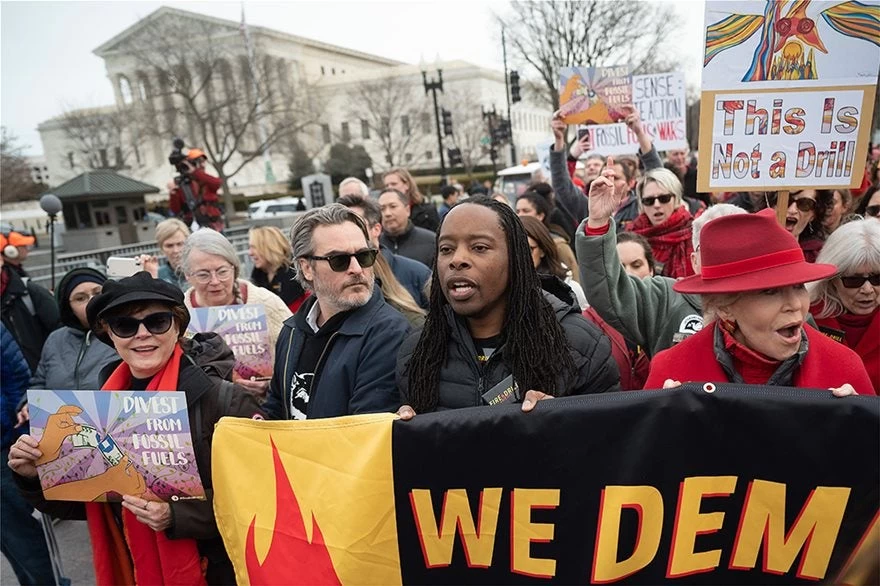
[27,390,204,502]
[559,65,632,125]
[697,0,880,192]
[187,304,273,380]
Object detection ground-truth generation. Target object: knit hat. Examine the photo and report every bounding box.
[56,267,107,329]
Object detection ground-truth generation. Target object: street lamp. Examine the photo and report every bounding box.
[39,193,62,290]
[421,61,447,185]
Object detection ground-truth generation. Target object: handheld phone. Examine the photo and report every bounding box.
[106,256,142,278]
[577,127,591,141]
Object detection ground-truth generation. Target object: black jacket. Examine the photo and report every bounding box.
[379,221,436,268]
[0,266,60,371]
[14,333,263,585]
[410,201,440,233]
[397,290,620,411]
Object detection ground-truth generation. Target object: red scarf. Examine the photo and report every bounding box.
[87,344,206,586]
[631,206,695,279]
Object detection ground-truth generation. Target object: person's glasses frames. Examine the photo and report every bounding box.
[70,289,102,305]
[304,249,378,272]
[641,194,674,207]
[190,266,234,284]
[840,273,880,288]
[105,312,174,338]
[865,204,880,217]
[791,197,817,212]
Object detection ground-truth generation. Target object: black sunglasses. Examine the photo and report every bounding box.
[840,273,880,288]
[866,204,880,217]
[641,194,674,207]
[105,312,174,338]
[304,249,378,272]
[790,197,816,212]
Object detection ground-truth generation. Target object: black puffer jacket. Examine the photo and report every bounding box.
[14,333,263,585]
[397,290,620,411]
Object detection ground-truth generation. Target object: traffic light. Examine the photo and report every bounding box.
[441,109,453,136]
[447,147,463,167]
[509,70,521,103]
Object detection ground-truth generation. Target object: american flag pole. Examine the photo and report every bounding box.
[240,2,277,184]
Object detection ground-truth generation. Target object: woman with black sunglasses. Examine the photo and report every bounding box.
[809,219,880,394]
[8,272,264,585]
[784,189,834,262]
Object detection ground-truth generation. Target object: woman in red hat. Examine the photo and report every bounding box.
[809,219,879,394]
[638,206,874,394]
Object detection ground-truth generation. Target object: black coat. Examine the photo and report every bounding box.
[410,201,441,233]
[379,221,436,269]
[0,266,60,371]
[397,290,620,411]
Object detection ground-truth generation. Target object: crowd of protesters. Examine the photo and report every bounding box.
[2,101,879,584]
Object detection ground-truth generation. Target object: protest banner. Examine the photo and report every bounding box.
[697,0,880,192]
[213,385,879,585]
[187,304,273,380]
[559,65,632,126]
[583,72,689,156]
[27,389,204,502]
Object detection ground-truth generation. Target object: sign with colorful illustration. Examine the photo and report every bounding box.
[581,72,688,156]
[697,0,880,191]
[558,65,632,126]
[27,390,204,503]
[186,304,272,381]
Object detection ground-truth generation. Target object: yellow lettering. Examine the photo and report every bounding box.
[667,476,737,577]
[592,486,664,583]
[409,488,502,568]
[730,480,850,580]
[511,488,560,578]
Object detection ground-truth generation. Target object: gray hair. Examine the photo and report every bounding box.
[338,177,369,197]
[289,204,371,289]
[337,192,381,227]
[181,228,241,279]
[692,204,748,250]
[636,168,683,211]
[809,219,880,318]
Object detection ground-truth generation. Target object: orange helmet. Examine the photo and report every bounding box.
[186,148,206,161]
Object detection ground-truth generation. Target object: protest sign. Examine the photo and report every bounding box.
[214,385,879,585]
[187,304,273,380]
[27,389,204,502]
[697,0,880,192]
[559,65,632,126]
[582,71,689,156]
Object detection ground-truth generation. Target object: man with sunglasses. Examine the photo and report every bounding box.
[264,204,410,421]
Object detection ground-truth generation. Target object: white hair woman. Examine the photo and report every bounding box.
[809,219,880,394]
[181,229,292,395]
[629,167,695,279]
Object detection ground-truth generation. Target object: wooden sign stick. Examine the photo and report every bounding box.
[775,190,790,227]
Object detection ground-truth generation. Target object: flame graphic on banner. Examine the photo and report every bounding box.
[245,438,341,585]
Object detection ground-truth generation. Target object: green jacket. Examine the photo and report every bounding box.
[575,220,703,358]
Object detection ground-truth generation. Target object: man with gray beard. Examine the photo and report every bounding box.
[263,204,410,420]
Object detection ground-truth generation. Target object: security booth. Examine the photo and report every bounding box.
[50,170,160,249]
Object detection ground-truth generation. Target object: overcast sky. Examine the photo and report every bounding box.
[0,0,705,157]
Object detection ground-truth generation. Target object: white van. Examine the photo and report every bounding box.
[494,162,545,204]
[247,197,305,219]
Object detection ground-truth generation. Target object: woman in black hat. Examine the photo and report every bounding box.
[8,272,264,585]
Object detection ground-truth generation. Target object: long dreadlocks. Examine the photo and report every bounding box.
[404,196,576,413]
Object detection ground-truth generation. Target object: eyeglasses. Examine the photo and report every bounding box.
[840,273,880,288]
[105,312,174,338]
[865,205,880,217]
[70,288,102,305]
[790,197,816,212]
[189,266,234,284]
[640,194,674,207]
[304,249,378,272]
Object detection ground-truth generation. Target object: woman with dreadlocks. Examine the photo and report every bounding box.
[396,196,619,415]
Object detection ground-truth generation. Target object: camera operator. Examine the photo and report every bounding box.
[168,148,225,232]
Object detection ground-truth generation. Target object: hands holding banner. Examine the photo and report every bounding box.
[397,390,554,420]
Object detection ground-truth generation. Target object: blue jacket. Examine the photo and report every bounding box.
[381,246,430,308]
[1,323,31,449]
[264,286,410,420]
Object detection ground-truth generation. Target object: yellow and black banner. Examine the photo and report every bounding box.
[213,384,879,585]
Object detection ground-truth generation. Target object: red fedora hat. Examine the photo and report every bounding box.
[673,209,837,294]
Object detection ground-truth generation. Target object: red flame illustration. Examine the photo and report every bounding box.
[245,437,341,585]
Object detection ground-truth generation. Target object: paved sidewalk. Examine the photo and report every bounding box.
[1,518,95,585]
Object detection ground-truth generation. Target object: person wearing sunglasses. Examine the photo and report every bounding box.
[784,189,834,262]
[809,219,880,394]
[629,167,696,279]
[263,204,410,422]
[8,272,265,585]
[854,185,880,220]
[181,228,292,396]
[644,210,873,396]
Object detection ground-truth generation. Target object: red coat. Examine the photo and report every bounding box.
[583,307,649,391]
[168,168,223,231]
[812,308,879,395]
[644,324,875,395]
